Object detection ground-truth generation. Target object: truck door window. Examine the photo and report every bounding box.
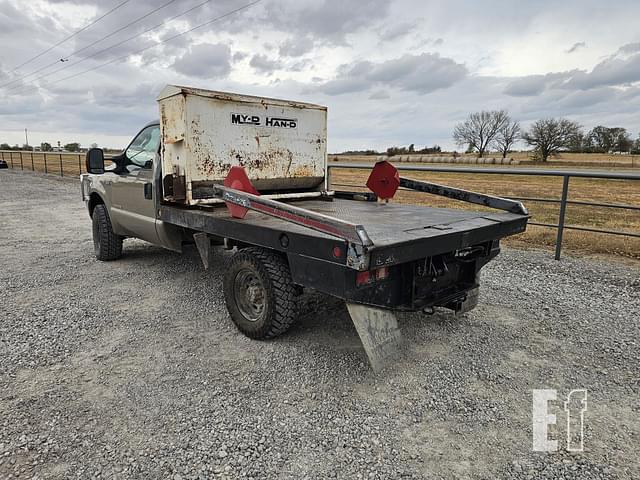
[125,125,160,167]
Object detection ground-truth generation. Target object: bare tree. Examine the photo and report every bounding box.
[453,110,509,158]
[492,120,520,158]
[522,118,582,162]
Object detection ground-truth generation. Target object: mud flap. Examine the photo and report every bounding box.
[346,303,403,373]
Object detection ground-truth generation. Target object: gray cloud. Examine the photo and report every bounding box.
[0,1,58,36]
[565,53,640,89]
[504,75,548,96]
[2,0,640,152]
[369,90,390,100]
[319,76,372,95]
[172,43,231,79]
[379,21,417,42]
[319,53,467,96]
[262,0,391,44]
[618,42,640,54]
[505,49,640,97]
[567,41,586,53]
[232,51,248,62]
[249,54,283,74]
[290,59,312,72]
[504,72,573,97]
[279,36,314,57]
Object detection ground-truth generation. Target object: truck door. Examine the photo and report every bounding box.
[110,124,161,245]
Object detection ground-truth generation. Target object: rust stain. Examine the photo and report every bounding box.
[194,141,322,181]
[291,165,315,177]
[163,88,325,184]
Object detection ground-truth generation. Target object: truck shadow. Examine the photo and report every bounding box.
[112,242,464,365]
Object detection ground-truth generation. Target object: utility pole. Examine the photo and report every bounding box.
[25,128,29,149]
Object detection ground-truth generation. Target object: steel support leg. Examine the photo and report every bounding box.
[193,232,212,270]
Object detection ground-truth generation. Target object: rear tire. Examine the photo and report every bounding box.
[92,204,123,261]
[223,247,297,339]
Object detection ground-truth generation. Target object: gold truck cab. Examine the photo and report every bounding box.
[80,121,183,256]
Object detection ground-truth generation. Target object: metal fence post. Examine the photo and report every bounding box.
[20,153,24,170]
[78,155,82,175]
[31,152,34,171]
[10,152,14,168]
[554,175,570,260]
[44,153,48,174]
[59,153,63,177]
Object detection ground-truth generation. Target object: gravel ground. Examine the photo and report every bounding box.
[0,169,639,480]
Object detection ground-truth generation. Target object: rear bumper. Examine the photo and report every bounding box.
[289,240,500,312]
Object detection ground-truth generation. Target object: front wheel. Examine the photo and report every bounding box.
[92,204,123,261]
[223,248,297,339]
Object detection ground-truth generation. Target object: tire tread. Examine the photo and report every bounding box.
[224,247,297,339]
[93,204,123,261]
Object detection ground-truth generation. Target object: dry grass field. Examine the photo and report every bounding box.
[333,152,640,168]
[2,150,638,259]
[506,151,640,166]
[329,164,640,260]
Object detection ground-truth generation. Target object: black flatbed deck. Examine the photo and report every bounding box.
[160,197,528,268]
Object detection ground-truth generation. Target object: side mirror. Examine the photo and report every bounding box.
[86,148,105,174]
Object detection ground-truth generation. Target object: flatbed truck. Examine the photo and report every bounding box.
[81,86,528,371]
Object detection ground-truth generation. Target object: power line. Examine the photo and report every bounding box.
[11,0,132,71]
[1,0,179,89]
[2,0,212,91]
[11,0,261,97]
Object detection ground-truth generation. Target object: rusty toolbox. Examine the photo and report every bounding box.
[157,85,328,205]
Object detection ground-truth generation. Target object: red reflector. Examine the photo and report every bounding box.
[375,267,389,280]
[332,246,343,258]
[366,160,400,199]
[356,270,373,286]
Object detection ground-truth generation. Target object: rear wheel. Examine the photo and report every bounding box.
[223,247,297,339]
[92,204,123,261]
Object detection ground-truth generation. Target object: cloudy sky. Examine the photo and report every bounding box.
[1,0,640,151]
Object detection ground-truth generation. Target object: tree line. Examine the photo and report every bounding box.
[0,142,83,152]
[0,142,98,152]
[339,144,442,156]
[453,110,640,162]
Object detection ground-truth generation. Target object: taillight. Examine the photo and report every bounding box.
[356,267,390,286]
[356,270,373,286]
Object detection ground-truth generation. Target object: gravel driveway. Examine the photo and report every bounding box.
[1,169,638,479]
